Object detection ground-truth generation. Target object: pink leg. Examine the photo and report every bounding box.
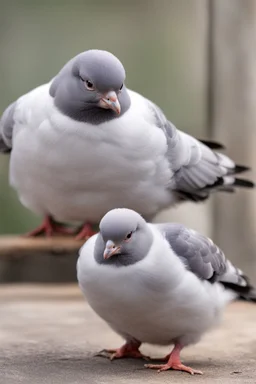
[24,215,76,237]
[75,222,97,240]
[145,343,203,375]
[51,224,76,235]
[96,340,150,361]
[24,216,56,237]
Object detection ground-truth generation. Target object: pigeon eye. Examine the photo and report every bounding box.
[125,231,132,241]
[85,80,95,91]
[119,83,123,91]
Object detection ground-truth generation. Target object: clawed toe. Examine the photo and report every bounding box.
[144,362,203,375]
[95,346,150,361]
[94,349,115,358]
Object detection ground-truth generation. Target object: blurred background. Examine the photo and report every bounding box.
[0,0,255,282]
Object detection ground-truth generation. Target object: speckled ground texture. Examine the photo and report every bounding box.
[0,285,255,384]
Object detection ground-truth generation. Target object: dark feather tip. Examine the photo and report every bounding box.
[199,139,226,150]
[234,178,255,188]
[234,165,251,174]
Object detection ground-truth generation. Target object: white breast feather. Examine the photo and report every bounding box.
[77,226,235,346]
[10,88,174,222]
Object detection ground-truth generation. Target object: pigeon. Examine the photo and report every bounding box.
[0,49,254,239]
[77,208,256,375]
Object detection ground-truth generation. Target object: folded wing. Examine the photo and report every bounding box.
[147,100,254,201]
[157,222,256,301]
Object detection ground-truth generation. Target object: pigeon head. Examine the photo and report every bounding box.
[50,50,131,124]
[94,208,153,266]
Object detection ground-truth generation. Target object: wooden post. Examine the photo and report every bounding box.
[210,0,256,282]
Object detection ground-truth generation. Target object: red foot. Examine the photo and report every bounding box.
[144,343,203,375]
[145,362,203,375]
[75,222,97,240]
[96,341,150,361]
[24,216,76,237]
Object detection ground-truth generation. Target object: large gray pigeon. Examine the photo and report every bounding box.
[0,50,254,238]
[77,208,256,375]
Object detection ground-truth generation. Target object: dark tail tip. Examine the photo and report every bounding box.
[239,287,256,302]
[234,178,255,188]
[199,139,226,150]
[222,280,256,302]
[234,165,251,174]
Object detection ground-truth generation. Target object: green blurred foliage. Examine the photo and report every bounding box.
[0,0,207,234]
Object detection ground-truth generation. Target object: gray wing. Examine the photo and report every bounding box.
[157,222,227,281]
[0,101,17,152]
[157,222,256,301]
[147,101,254,201]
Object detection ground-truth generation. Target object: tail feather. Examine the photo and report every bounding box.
[234,165,251,174]
[221,281,256,302]
[218,177,255,192]
[239,287,256,302]
[199,139,226,150]
[177,175,254,202]
[199,140,251,176]
[232,178,254,188]
[219,261,256,302]
[173,132,255,203]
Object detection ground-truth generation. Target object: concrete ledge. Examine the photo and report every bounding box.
[0,285,256,384]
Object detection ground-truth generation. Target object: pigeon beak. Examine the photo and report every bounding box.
[103,240,121,260]
[98,91,121,114]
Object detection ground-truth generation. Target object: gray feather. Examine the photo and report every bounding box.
[0,101,16,152]
[148,100,253,200]
[156,222,255,301]
[157,223,227,281]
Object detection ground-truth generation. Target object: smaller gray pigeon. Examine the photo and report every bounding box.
[0,49,254,239]
[77,208,256,375]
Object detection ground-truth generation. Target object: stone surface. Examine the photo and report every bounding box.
[0,285,256,384]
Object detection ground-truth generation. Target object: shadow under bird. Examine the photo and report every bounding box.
[0,50,254,238]
[77,208,256,375]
